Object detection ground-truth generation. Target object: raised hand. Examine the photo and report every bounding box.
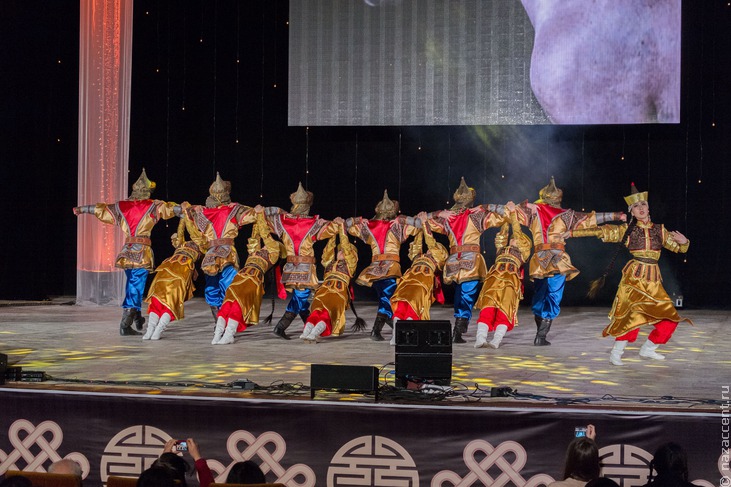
[669,230,688,245]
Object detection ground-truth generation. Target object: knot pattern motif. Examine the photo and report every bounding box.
[432,440,553,487]
[0,420,89,477]
[224,429,315,487]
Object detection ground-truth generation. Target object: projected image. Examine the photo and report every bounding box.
[288,0,681,126]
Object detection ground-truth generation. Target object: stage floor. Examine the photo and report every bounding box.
[0,298,727,411]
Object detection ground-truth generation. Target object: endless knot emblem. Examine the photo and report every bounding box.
[0,419,89,477]
[223,429,315,487]
[432,439,553,487]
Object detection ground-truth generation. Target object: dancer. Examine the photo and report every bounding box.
[182,173,255,322]
[212,208,284,345]
[426,177,508,343]
[523,177,625,346]
[569,183,691,366]
[474,204,532,348]
[143,218,206,340]
[345,190,418,341]
[73,169,178,335]
[265,182,339,339]
[388,212,449,345]
[299,218,360,342]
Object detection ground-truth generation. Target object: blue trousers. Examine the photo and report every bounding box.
[454,280,481,320]
[122,268,149,310]
[285,289,312,314]
[204,265,238,307]
[531,274,566,320]
[373,278,397,318]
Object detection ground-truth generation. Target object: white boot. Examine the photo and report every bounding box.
[609,340,628,366]
[488,324,508,349]
[299,323,314,340]
[211,316,226,345]
[389,318,401,346]
[305,322,327,343]
[151,313,171,340]
[142,312,160,340]
[639,339,666,360]
[218,319,239,345]
[474,323,489,348]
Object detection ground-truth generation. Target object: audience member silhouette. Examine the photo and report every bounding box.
[225,461,266,484]
[48,459,83,478]
[644,442,694,487]
[136,466,177,487]
[550,425,601,487]
[586,478,620,487]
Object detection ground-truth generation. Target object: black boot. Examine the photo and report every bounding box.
[210,305,220,321]
[534,316,552,346]
[133,309,146,331]
[299,309,311,323]
[274,311,297,340]
[452,318,468,344]
[119,308,141,336]
[370,313,389,341]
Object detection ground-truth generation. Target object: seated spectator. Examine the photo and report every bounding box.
[586,478,620,487]
[644,442,694,487]
[49,459,83,486]
[225,461,266,484]
[0,476,33,487]
[550,425,601,487]
[49,459,83,477]
[137,466,176,487]
[154,438,214,487]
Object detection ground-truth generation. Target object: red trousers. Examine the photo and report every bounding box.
[393,301,420,321]
[218,301,246,331]
[148,297,177,322]
[305,309,333,337]
[477,307,514,332]
[616,319,678,344]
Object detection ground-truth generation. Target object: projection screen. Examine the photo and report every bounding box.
[288,0,681,126]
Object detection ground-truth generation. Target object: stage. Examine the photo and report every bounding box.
[1,298,727,486]
[0,297,725,410]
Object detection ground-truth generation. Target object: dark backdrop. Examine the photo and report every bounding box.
[0,0,729,309]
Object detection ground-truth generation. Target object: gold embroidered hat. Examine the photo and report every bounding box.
[452,177,476,209]
[206,172,232,207]
[537,176,563,207]
[130,168,156,200]
[624,182,648,207]
[290,182,314,215]
[374,190,400,220]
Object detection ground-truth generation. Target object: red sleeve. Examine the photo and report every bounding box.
[195,458,215,487]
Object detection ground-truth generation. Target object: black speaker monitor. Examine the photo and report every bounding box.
[310,364,379,401]
[394,320,452,388]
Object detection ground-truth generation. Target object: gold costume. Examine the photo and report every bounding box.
[426,204,506,284]
[524,204,621,281]
[390,226,448,320]
[145,219,206,320]
[309,226,359,336]
[265,207,338,290]
[221,213,283,326]
[89,199,178,270]
[475,212,532,326]
[346,215,418,287]
[574,221,692,337]
[183,201,255,276]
